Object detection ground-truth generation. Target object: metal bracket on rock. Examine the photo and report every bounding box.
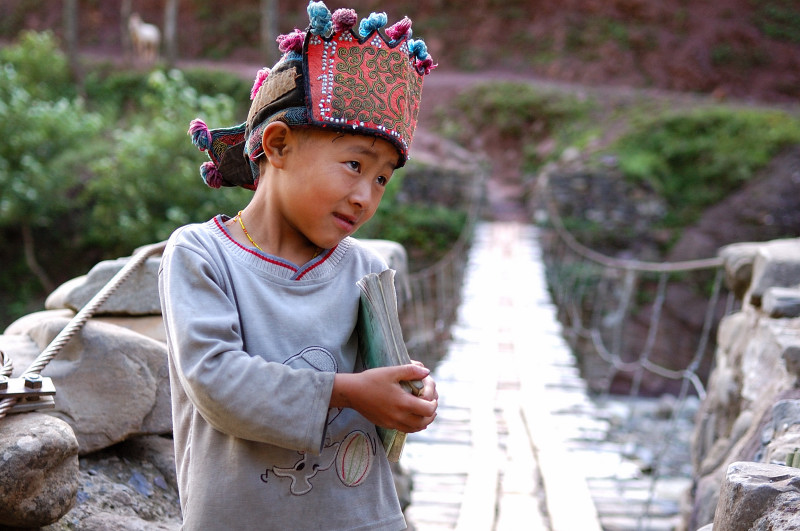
[0,375,56,414]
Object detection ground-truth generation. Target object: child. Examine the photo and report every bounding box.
[158,2,438,530]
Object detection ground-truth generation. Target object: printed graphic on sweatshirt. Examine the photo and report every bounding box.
[260,346,377,496]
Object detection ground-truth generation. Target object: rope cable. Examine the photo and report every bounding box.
[0,241,167,421]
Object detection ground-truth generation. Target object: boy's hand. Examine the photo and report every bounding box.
[332,364,438,433]
[410,359,438,403]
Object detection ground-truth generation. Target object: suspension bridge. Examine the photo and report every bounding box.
[395,169,733,530]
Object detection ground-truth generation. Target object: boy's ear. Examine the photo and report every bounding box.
[261,121,291,168]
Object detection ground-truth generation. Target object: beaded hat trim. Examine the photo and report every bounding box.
[188,1,435,189]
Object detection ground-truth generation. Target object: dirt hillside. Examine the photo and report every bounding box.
[3,0,799,104]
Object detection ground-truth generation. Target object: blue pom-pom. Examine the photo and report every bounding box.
[358,12,387,37]
[407,38,429,60]
[307,1,332,36]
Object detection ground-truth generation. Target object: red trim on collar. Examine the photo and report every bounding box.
[295,246,337,280]
[214,216,298,273]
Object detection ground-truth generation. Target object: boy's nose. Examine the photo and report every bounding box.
[349,179,374,210]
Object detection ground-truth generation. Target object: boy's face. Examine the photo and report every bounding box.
[273,129,399,251]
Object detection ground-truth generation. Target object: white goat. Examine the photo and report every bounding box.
[129,13,160,64]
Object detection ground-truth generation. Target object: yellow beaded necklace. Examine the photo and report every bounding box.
[236,211,263,252]
[235,211,322,259]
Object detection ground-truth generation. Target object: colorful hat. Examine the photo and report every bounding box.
[188,1,436,190]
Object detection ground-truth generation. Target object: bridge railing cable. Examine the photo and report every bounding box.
[537,172,733,398]
[399,166,488,361]
[537,172,738,529]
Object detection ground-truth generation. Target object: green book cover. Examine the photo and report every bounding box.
[356,269,423,462]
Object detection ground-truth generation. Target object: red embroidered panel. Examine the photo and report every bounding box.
[306,32,423,157]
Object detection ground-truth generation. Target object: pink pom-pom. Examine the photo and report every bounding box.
[416,56,437,75]
[332,8,358,32]
[276,29,306,54]
[188,118,212,151]
[250,67,271,100]
[200,161,223,189]
[386,17,412,41]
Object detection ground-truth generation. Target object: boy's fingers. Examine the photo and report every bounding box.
[395,363,430,381]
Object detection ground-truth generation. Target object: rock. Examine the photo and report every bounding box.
[46,256,163,316]
[6,310,167,345]
[39,435,181,530]
[4,309,75,335]
[689,469,725,531]
[747,239,800,307]
[712,461,800,531]
[117,435,178,490]
[783,344,800,381]
[10,315,171,454]
[771,400,800,434]
[760,400,800,465]
[92,315,166,343]
[361,239,409,279]
[0,332,41,370]
[0,412,79,528]
[77,512,179,531]
[763,287,800,318]
[719,242,761,299]
[43,276,88,314]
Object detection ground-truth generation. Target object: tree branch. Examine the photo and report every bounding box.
[21,224,55,294]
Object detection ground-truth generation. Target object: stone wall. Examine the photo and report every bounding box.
[687,238,800,530]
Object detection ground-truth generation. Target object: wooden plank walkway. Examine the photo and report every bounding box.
[402,222,602,531]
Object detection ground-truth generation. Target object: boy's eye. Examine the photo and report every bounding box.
[347,161,361,172]
[376,176,388,186]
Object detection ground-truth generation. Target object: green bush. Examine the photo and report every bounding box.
[83,68,154,115]
[450,82,591,140]
[751,0,800,43]
[0,56,104,323]
[611,107,800,225]
[438,81,594,170]
[84,69,252,256]
[0,33,250,326]
[0,31,74,101]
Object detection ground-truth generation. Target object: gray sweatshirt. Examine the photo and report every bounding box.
[158,216,406,530]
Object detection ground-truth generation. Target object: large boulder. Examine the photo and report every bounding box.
[0,412,79,528]
[4,315,171,454]
[713,461,800,531]
[45,256,163,316]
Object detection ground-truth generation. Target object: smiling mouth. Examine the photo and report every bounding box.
[334,213,357,226]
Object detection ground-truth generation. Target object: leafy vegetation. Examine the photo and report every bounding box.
[447,82,592,140]
[609,107,800,226]
[438,81,596,170]
[0,32,254,325]
[751,0,800,43]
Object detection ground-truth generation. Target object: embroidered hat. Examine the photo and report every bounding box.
[188,1,436,190]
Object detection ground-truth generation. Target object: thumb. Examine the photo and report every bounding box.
[395,363,430,381]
